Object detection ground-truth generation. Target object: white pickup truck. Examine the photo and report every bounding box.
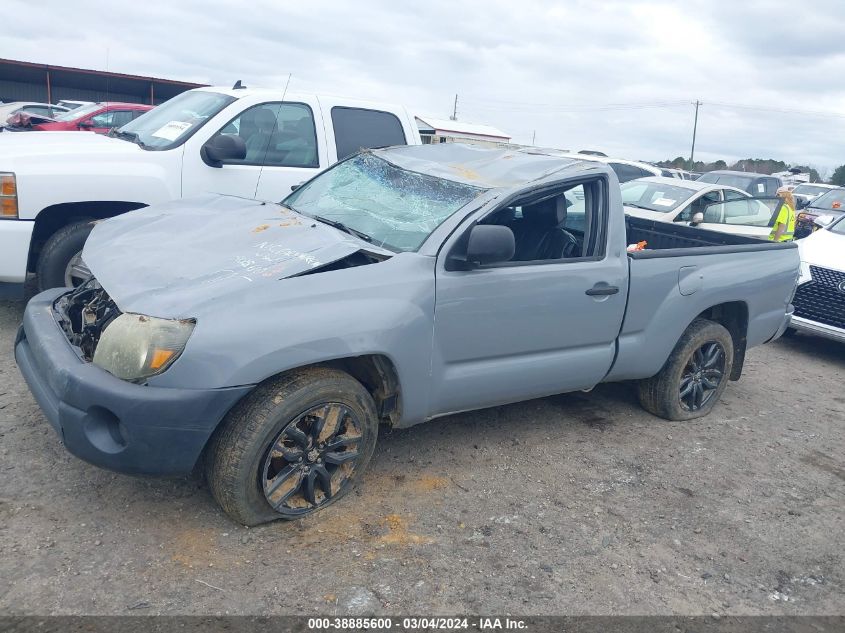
[0,85,421,297]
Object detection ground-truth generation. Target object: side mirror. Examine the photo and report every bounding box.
[78,120,94,129]
[201,134,247,167]
[465,225,515,266]
[814,215,835,228]
[795,198,808,209]
[690,212,704,226]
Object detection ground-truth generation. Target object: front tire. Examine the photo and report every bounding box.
[36,220,95,291]
[638,319,734,421]
[205,367,379,526]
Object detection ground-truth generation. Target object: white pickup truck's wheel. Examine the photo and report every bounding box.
[205,367,379,526]
[36,220,95,290]
[638,319,734,421]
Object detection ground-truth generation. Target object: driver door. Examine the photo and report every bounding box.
[428,177,627,417]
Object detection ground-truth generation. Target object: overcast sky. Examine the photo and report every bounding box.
[5,0,844,175]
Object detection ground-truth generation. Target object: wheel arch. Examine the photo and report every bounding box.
[321,354,402,425]
[195,354,402,478]
[696,301,748,380]
[28,201,147,271]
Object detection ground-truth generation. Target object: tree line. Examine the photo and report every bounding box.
[656,157,845,185]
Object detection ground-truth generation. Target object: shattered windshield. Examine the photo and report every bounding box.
[284,152,486,252]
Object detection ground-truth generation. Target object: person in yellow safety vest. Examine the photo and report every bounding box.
[770,186,796,242]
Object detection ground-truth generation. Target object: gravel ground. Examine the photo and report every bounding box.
[0,288,843,616]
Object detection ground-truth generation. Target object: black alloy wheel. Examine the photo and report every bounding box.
[261,403,362,514]
[679,341,725,412]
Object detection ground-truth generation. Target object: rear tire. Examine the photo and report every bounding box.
[36,220,95,291]
[205,367,379,526]
[638,319,734,421]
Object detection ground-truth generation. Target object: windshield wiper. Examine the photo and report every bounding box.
[313,215,373,242]
[625,203,656,211]
[109,129,147,148]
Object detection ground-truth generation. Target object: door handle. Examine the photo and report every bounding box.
[585,284,619,296]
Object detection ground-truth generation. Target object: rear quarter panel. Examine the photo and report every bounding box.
[605,247,799,382]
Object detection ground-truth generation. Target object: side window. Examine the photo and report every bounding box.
[677,190,721,222]
[331,107,407,160]
[213,102,319,168]
[610,163,641,183]
[751,179,768,195]
[703,199,776,226]
[110,110,135,128]
[475,179,605,263]
[23,106,51,117]
[765,179,779,196]
[723,189,746,201]
[89,111,115,127]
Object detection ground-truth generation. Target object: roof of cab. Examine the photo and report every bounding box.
[192,85,408,111]
[371,143,598,189]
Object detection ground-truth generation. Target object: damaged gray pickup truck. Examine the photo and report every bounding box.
[15,144,799,525]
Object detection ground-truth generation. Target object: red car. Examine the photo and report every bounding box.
[32,102,153,134]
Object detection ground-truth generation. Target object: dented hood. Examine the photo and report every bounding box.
[83,195,381,318]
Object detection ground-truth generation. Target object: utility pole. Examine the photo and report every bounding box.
[689,100,701,169]
[531,130,536,145]
[450,94,458,121]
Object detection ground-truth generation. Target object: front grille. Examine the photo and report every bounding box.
[793,265,845,330]
[53,278,121,360]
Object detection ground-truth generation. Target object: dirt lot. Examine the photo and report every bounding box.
[0,290,842,617]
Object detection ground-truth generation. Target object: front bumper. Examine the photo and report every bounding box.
[789,315,845,343]
[14,289,253,475]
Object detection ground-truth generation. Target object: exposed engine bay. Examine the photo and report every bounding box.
[53,279,121,361]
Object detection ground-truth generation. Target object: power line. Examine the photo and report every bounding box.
[460,95,689,108]
[460,95,845,119]
[706,101,845,119]
[461,99,690,113]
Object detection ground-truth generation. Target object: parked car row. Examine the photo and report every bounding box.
[1,101,151,132]
[0,101,72,126]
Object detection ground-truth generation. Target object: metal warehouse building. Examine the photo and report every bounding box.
[0,58,204,106]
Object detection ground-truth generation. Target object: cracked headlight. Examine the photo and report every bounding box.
[92,313,195,381]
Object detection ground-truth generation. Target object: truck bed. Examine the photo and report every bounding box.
[603,216,799,384]
[624,216,791,256]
